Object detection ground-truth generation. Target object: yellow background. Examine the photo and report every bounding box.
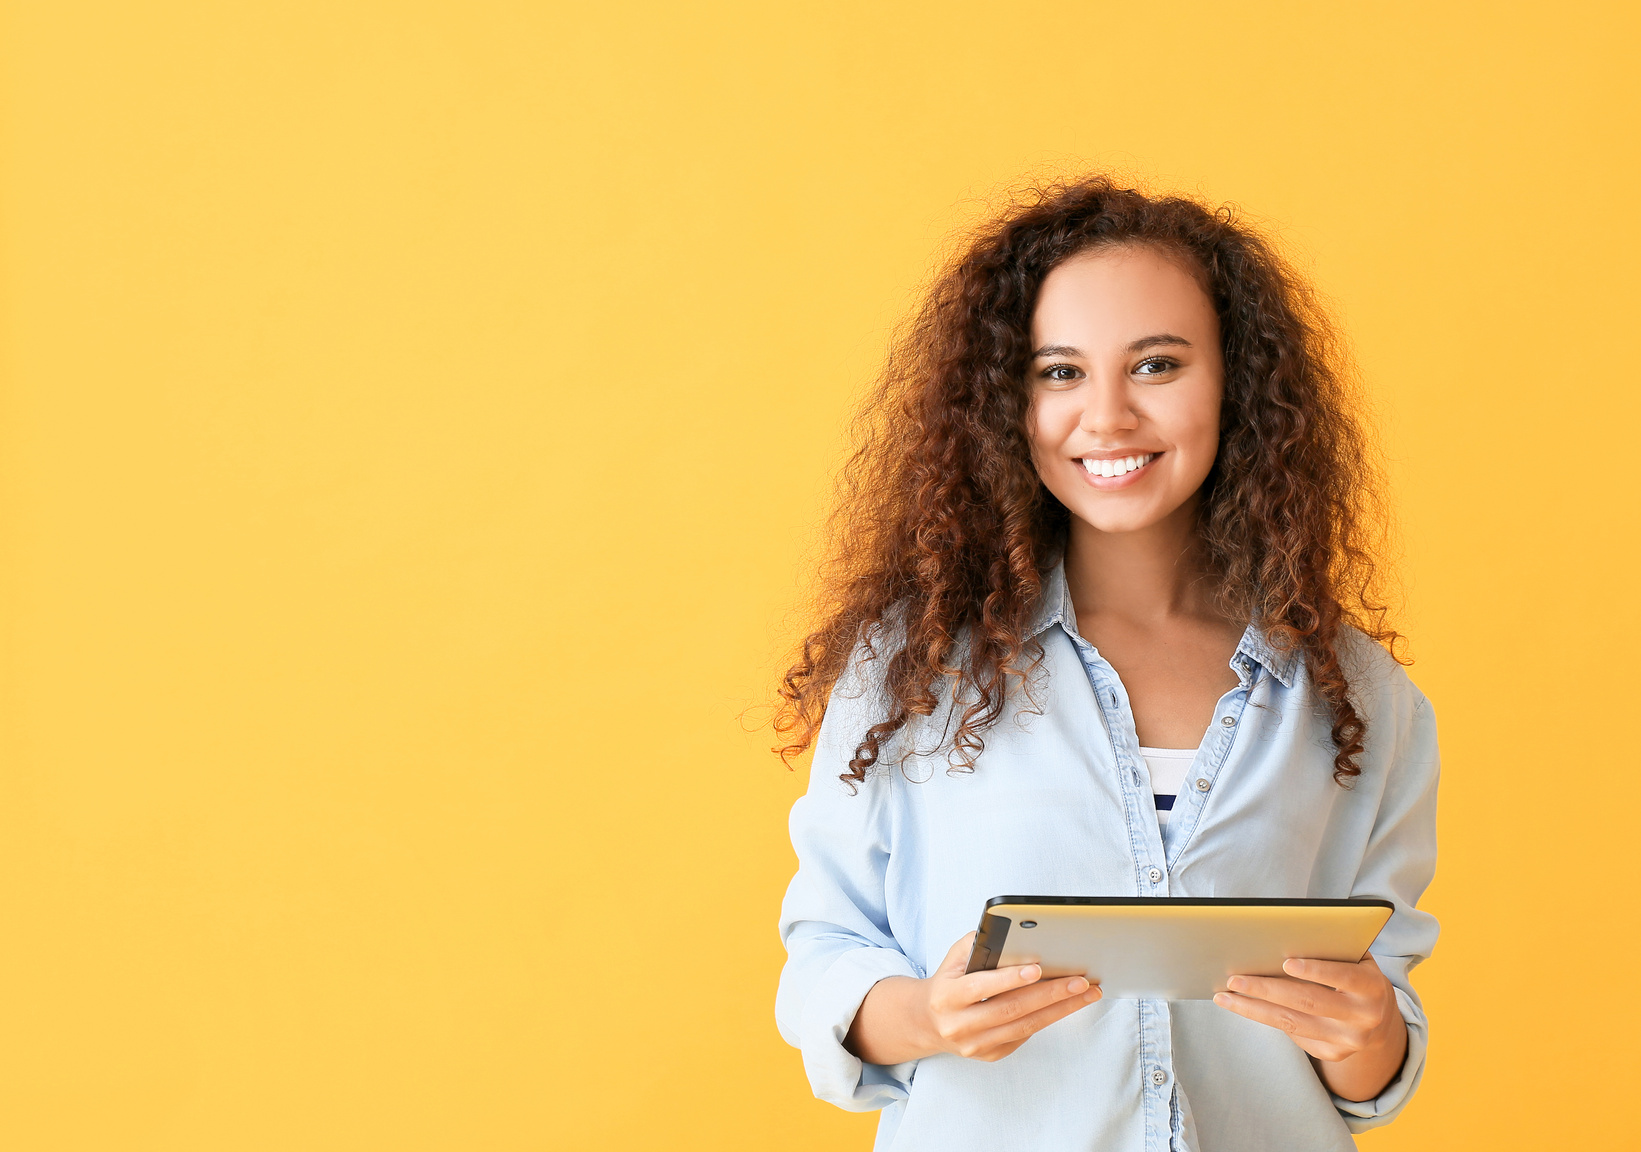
[2,1,1636,1148]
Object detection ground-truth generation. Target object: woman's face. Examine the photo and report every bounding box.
[1026,245,1225,537]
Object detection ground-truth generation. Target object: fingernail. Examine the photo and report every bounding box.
[1227,977,1246,992]
[1283,959,1301,974]
[1068,977,1088,993]
[1021,965,1040,980]
[1213,993,1230,1007]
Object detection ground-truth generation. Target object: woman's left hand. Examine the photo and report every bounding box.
[1213,954,1408,1101]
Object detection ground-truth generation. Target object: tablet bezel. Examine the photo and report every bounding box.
[965,895,1395,999]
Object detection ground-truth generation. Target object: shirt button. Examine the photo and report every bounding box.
[1147,867,1163,884]
[1220,715,1236,727]
[1151,1068,1167,1086]
[1195,778,1211,792]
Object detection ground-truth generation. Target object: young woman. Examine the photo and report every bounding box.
[773,179,1439,1152]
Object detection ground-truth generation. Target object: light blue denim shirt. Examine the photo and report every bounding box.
[776,562,1439,1152]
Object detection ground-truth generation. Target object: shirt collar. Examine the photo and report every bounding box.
[1028,557,1299,689]
[1027,558,1078,640]
[1231,624,1299,688]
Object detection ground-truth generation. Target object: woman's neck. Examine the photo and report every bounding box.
[1062,501,1221,626]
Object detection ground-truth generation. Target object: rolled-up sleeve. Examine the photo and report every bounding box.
[775,666,921,1111]
[1338,690,1441,1132]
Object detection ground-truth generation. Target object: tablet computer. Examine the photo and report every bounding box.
[964,896,1394,1000]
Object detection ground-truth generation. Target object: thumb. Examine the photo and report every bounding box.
[937,931,978,978]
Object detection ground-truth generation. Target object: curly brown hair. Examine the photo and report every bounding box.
[776,176,1398,788]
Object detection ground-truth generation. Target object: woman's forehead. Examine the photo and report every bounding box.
[1032,246,1217,344]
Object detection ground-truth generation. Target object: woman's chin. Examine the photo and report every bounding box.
[1078,514,1167,535]
[1056,494,1167,535]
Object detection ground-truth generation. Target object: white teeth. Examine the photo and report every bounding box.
[1081,453,1155,478]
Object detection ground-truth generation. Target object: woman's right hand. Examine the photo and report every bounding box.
[844,932,1103,1065]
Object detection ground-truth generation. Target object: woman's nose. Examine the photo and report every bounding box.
[1079,378,1139,434]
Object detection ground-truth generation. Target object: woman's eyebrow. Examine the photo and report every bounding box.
[1032,334,1193,359]
[1126,333,1192,353]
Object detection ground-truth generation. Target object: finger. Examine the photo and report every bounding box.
[947,961,1050,1006]
[960,974,1093,1027]
[1281,956,1378,993]
[1213,991,1354,1060]
[1212,990,1338,1044]
[964,1036,1030,1063]
[963,982,1103,1055]
[936,932,979,977]
[1224,973,1351,1019]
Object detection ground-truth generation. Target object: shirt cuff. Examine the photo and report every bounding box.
[798,946,923,1112]
[1335,985,1429,1133]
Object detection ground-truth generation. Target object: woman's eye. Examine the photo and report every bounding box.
[1134,357,1180,377]
[1042,364,1081,382]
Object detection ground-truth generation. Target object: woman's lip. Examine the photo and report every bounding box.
[1078,450,1162,460]
[1075,451,1161,490]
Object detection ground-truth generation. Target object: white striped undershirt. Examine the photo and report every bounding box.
[1138,747,1197,828]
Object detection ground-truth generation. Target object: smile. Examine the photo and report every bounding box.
[1080,453,1157,479]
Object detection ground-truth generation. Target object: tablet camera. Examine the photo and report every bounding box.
[1019,921,1037,928]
